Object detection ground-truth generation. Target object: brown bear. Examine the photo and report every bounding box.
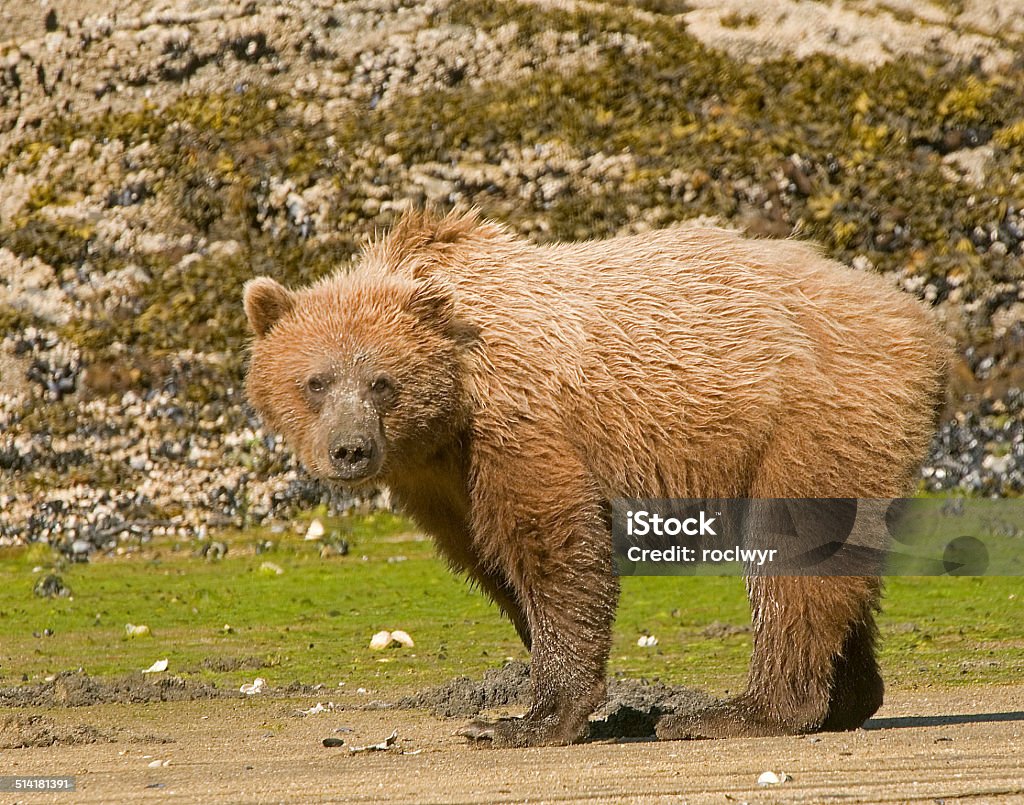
[243,208,948,747]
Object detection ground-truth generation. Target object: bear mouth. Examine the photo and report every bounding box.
[325,466,383,487]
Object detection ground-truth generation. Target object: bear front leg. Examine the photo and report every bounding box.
[459,593,614,747]
[459,441,618,747]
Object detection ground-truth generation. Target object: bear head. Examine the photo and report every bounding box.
[243,271,472,487]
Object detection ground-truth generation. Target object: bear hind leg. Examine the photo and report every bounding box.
[822,609,884,731]
[657,576,882,739]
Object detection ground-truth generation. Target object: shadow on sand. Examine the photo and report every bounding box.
[865,711,1024,730]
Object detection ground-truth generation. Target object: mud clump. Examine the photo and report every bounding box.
[0,714,114,748]
[33,573,71,598]
[0,670,226,708]
[0,713,171,748]
[394,662,718,740]
[394,660,533,718]
[591,679,718,740]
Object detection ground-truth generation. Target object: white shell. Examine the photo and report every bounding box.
[369,630,392,650]
[240,677,266,695]
[305,519,325,540]
[757,771,792,786]
[349,729,398,753]
[390,630,415,648]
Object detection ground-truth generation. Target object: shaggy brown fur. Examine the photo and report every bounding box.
[243,208,948,747]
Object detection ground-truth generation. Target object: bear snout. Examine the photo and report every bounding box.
[328,435,381,482]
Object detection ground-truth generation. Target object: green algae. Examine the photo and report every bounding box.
[604,0,692,14]
[395,0,1024,283]
[3,219,95,272]
[0,306,43,337]
[1,0,1022,375]
[994,119,1024,148]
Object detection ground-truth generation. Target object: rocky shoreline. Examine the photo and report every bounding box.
[1,0,1022,549]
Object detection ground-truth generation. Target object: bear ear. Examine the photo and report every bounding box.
[406,276,455,327]
[244,277,295,337]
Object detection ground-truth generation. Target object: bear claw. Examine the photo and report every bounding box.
[457,719,498,741]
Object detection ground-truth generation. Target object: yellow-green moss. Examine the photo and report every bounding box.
[939,75,997,123]
[993,119,1024,148]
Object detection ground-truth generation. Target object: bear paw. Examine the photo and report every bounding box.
[655,702,800,740]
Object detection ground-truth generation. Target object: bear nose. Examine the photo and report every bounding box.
[329,437,376,478]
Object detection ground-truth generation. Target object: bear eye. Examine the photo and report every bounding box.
[370,373,395,396]
[305,375,329,395]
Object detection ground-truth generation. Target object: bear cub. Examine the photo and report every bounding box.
[244,209,947,747]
